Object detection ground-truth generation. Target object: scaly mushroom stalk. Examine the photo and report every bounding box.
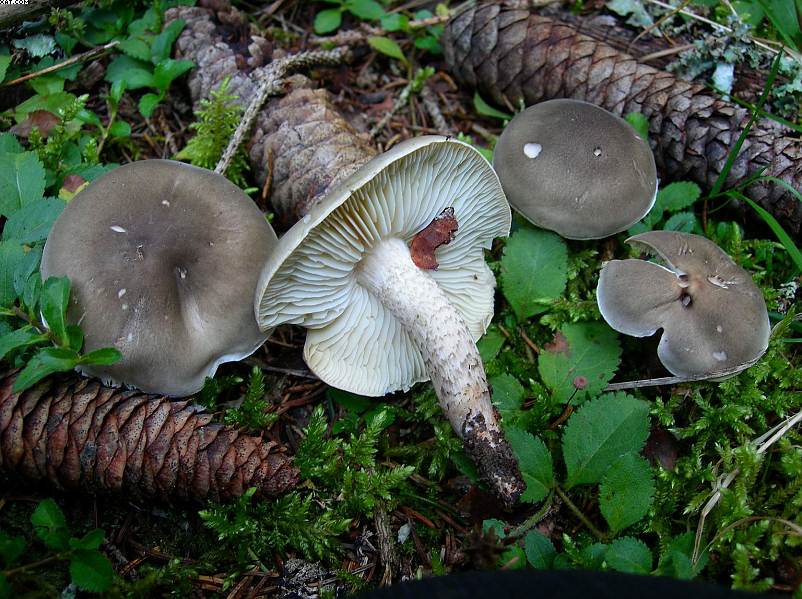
[357,239,520,500]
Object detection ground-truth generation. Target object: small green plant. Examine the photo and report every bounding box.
[314,0,387,35]
[175,78,249,187]
[224,367,278,433]
[0,498,116,596]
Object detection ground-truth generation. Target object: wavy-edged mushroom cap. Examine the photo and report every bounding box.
[597,231,770,378]
[41,160,277,396]
[493,99,657,240]
[256,136,510,396]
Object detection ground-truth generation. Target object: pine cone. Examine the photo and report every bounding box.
[0,370,299,500]
[167,4,376,227]
[443,4,802,236]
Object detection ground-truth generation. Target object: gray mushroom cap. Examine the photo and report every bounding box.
[597,230,770,378]
[493,99,657,240]
[41,159,277,397]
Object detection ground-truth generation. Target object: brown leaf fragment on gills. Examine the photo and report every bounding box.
[442,5,802,237]
[0,370,299,501]
[410,207,459,270]
[544,331,570,355]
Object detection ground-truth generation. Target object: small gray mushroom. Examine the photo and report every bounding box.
[41,160,277,396]
[493,99,657,239]
[597,231,770,378]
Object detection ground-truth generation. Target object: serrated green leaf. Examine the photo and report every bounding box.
[0,326,48,362]
[368,36,407,64]
[152,58,194,90]
[105,55,154,90]
[663,211,699,233]
[624,112,649,141]
[0,533,25,568]
[31,498,69,551]
[14,347,80,393]
[477,327,505,362]
[138,93,162,118]
[41,276,70,345]
[580,542,608,569]
[314,8,343,34]
[605,537,653,574]
[118,36,153,62]
[482,518,507,538]
[524,531,556,568]
[538,323,621,404]
[599,453,655,534]
[0,241,25,308]
[656,181,701,213]
[0,151,46,217]
[500,226,567,320]
[79,347,122,366]
[562,393,650,488]
[490,373,525,417]
[656,532,708,579]
[507,428,553,503]
[0,134,22,154]
[69,529,105,551]
[151,19,185,63]
[474,91,512,121]
[69,550,115,593]
[347,0,386,20]
[2,198,64,244]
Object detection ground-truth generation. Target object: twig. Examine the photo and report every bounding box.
[554,485,606,541]
[420,84,450,134]
[639,43,695,63]
[2,41,120,88]
[369,80,414,139]
[214,47,351,176]
[373,503,398,586]
[692,409,802,564]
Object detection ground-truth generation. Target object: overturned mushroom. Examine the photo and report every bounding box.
[597,231,770,378]
[255,136,524,505]
[41,160,277,397]
[493,99,657,240]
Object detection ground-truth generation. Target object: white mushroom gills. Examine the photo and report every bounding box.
[357,238,514,495]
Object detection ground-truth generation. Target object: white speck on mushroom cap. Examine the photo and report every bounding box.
[523,143,542,158]
[596,230,771,379]
[110,225,126,233]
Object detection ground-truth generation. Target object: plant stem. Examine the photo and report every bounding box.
[509,490,555,538]
[555,485,606,541]
[2,554,65,578]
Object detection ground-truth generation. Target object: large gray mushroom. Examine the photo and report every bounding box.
[493,99,657,240]
[255,136,524,505]
[597,231,770,378]
[41,160,277,397]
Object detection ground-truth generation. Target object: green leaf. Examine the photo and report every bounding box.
[14,347,80,393]
[0,574,10,599]
[490,373,525,417]
[538,323,621,404]
[605,537,653,574]
[599,453,655,534]
[0,241,26,308]
[347,0,386,20]
[109,80,126,106]
[507,428,553,503]
[0,55,10,84]
[663,211,700,233]
[12,244,43,298]
[151,19,185,63]
[474,92,512,121]
[656,181,701,213]
[152,58,194,90]
[734,191,802,274]
[624,112,649,141]
[368,36,407,64]
[0,151,47,217]
[0,326,48,362]
[108,120,132,138]
[328,387,372,413]
[41,276,70,346]
[380,13,409,32]
[21,273,41,312]
[118,36,153,62]
[31,498,69,551]
[477,327,505,361]
[0,133,22,154]
[314,8,343,34]
[138,93,162,118]
[13,34,56,58]
[69,550,115,593]
[79,347,123,366]
[0,533,25,568]
[656,532,708,579]
[2,198,64,244]
[500,226,567,320]
[105,55,155,90]
[65,325,83,352]
[562,392,650,488]
[524,531,556,568]
[69,529,105,551]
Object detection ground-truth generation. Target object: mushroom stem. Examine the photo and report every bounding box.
[357,238,524,506]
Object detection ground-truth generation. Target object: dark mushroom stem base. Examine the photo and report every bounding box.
[357,238,525,506]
